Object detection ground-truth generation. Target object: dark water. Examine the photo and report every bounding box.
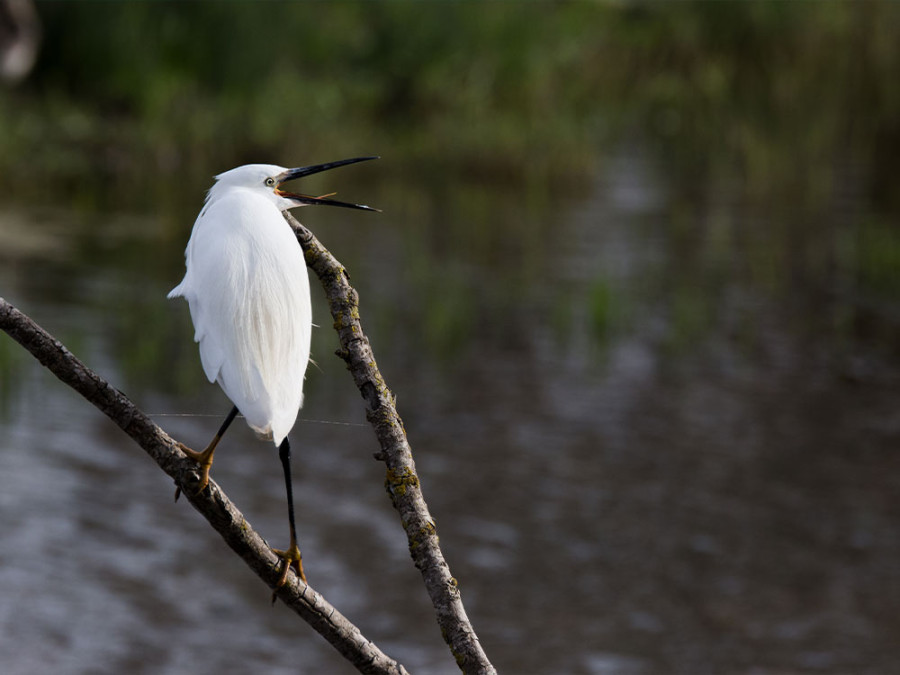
[1,141,899,675]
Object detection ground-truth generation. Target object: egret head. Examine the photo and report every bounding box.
[209,157,379,212]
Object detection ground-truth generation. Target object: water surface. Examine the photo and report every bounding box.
[1,135,899,674]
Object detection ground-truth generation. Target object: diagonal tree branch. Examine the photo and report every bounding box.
[1,214,497,674]
[286,212,496,675]
[0,296,409,675]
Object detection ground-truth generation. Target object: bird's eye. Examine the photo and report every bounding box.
[265,177,276,187]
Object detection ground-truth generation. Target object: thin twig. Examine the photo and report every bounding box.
[0,296,409,675]
[286,212,497,675]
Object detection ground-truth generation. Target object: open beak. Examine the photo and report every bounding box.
[274,156,380,211]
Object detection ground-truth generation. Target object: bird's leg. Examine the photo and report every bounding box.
[175,405,239,500]
[271,437,307,588]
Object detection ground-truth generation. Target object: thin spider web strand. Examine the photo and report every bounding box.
[146,413,366,427]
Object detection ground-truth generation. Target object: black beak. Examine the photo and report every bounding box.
[274,156,380,211]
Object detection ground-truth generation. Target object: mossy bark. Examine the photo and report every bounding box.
[288,212,496,675]
[0,296,408,675]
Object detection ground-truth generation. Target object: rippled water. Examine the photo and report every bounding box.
[1,142,899,674]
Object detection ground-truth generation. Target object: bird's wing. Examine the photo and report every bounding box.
[179,218,240,388]
[172,194,312,443]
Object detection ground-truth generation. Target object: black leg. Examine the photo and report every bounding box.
[272,437,307,587]
[279,438,299,548]
[217,405,240,439]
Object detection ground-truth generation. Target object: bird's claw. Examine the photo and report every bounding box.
[174,442,212,501]
[270,542,307,605]
[271,542,307,587]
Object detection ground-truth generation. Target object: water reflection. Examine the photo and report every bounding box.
[1,136,899,674]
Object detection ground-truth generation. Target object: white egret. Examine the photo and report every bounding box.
[168,157,378,584]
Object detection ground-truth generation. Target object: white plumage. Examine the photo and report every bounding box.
[167,158,376,586]
[169,165,311,445]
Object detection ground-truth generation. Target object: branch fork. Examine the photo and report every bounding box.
[0,213,496,675]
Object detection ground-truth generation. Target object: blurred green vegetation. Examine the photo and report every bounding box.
[2,2,610,207]
[2,1,900,379]
[1,2,895,206]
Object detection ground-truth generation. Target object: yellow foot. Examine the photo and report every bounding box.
[271,541,307,588]
[174,442,213,501]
